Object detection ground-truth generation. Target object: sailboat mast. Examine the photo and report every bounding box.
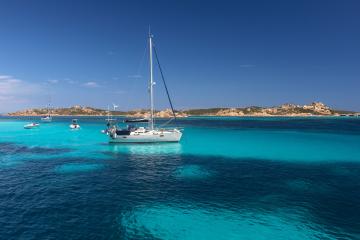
[48,97,51,117]
[149,31,154,130]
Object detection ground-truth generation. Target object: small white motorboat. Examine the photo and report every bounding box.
[69,119,80,129]
[24,123,40,129]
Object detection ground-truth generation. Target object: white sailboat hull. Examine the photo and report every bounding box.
[109,129,182,143]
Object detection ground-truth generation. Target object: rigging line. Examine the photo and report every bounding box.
[159,117,174,128]
[152,42,177,122]
[135,41,148,79]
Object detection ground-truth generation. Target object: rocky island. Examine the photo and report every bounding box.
[7,102,358,117]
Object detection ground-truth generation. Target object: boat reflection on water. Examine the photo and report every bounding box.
[107,142,183,156]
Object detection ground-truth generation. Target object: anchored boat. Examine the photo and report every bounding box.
[24,123,40,129]
[70,119,80,129]
[108,31,182,143]
[41,115,52,122]
[41,101,52,122]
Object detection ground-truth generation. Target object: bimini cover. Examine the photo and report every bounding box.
[124,118,149,123]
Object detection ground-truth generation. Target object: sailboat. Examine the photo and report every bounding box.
[108,31,182,143]
[70,119,80,129]
[41,102,52,122]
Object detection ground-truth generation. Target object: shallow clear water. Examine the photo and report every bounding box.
[1,116,360,239]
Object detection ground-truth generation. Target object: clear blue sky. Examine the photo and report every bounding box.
[0,0,359,112]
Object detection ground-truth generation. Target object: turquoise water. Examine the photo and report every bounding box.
[1,116,360,239]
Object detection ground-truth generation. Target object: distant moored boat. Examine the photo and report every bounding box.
[24,123,40,129]
[70,119,80,129]
[41,101,52,122]
[41,115,52,122]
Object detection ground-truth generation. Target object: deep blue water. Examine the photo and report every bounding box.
[1,116,360,239]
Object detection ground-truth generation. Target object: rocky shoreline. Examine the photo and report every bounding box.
[6,102,358,117]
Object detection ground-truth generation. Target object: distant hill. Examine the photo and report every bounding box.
[8,105,126,116]
[184,102,357,117]
[7,102,358,117]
